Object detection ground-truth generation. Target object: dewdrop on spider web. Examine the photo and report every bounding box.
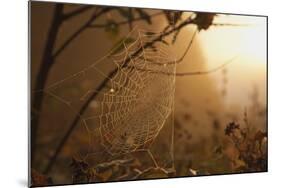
[33,25,182,172]
[96,29,177,156]
[109,88,115,93]
[43,27,177,163]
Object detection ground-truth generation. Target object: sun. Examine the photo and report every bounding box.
[198,14,267,66]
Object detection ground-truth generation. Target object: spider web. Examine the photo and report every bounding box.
[96,31,176,155]
[38,27,177,161]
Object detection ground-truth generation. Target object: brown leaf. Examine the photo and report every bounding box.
[193,13,216,31]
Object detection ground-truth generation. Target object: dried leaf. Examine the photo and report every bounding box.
[193,13,216,31]
[224,122,240,136]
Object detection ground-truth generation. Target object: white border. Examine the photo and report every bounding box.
[1,0,281,188]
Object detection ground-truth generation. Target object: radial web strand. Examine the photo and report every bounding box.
[36,27,177,161]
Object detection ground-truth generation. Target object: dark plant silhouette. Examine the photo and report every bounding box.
[224,121,267,172]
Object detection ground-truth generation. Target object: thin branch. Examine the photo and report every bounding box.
[44,17,196,173]
[44,70,117,174]
[88,12,164,28]
[62,5,93,21]
[135,29,197,66]
[42,10,252,173]
[173,28,197,64]
[127,56,237,76]
[43,17,201,174]
[53,8,111,58]
[212,22,251,27]
[44,18,195,173]
[31,4,64,161]
[174,57,236,76]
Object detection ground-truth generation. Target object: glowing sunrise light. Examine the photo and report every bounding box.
[198,15,267,66]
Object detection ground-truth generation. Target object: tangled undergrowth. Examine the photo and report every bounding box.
[67,120,267,184]
[31,114,267,187]
[70,157,173,183]
[223,121,267,172]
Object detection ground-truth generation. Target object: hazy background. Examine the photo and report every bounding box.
[31,1,267,184]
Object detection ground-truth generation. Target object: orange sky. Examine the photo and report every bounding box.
[195,15,267,107]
